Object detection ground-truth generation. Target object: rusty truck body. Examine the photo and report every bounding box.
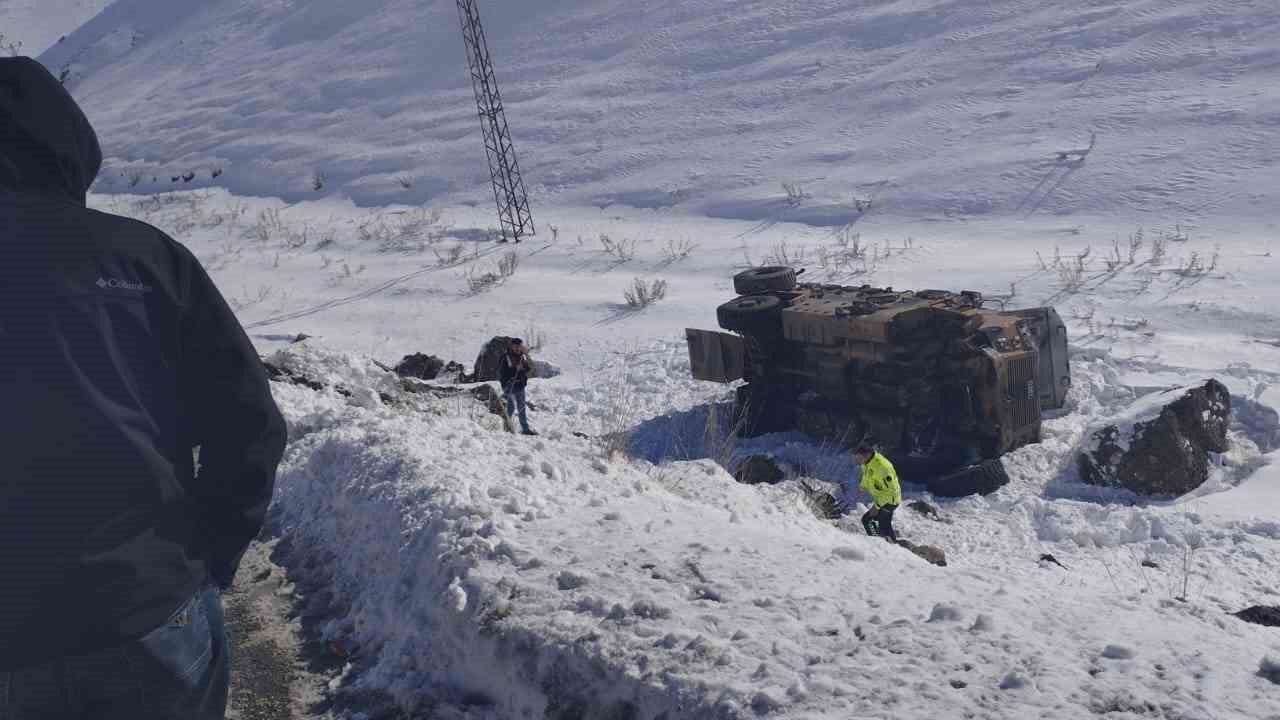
[687,266,1070,495]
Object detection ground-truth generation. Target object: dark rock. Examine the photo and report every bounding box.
[1039,553,1069,570]
[733,455,785,485]
[291,333,311,344]
[897,540,947,567]
[1141,559,1159,569]
[1234,606,1280,627]
[471,336,518,382]
[262,361,325,392]
[393,353,449,380]
[1080,380,1232,496]
[805,488,843,519]
[907,500,943,521]
[399,379,514,431]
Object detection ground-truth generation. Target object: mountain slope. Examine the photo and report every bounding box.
[43,0,1280,222]
[0,0,113,55]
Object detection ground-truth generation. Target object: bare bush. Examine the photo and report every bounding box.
[1104,236,1124,271]
[462,250,519,293]
[0,33,22,57]
[1127,228,1145,263]
[524,326,547,352]
[781,182,810,207]
[254,208,285,244]
[662,237,698,263]
[311,170,327,192]
[763,240,806,267]
[395,175,415,190]
[463,266,502,293]
[433,243,465,267]
[497,250,520,279]
[600,234,637,261]
[1149,234,1168,266]
[1057,246,1091,291]
[1172,247,1220,278]
[851,194,874,214]
[623,278,668,309]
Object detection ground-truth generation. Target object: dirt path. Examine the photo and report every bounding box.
[224,538,340,720]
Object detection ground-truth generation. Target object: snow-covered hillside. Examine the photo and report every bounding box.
[0,0,112,55]
[44,0,1280,222]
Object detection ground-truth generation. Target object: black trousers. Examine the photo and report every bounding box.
[862,504,898,541]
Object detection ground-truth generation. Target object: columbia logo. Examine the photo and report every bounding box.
[97,277,153,293]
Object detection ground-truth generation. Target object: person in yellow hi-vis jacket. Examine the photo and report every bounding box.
[854,445,902,541]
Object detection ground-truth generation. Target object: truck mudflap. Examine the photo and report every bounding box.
[686,328,746,383]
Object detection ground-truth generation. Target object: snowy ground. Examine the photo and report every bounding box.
[12,0,1280,715]
[76,187,1280,719]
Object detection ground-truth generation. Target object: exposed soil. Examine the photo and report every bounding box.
[225,538,341,720]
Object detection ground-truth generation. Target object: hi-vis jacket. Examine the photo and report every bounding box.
[859,452,902,507]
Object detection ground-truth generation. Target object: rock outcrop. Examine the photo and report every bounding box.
[1079,380,1231,496]
[393,353,465,382]
[732,455,785,485]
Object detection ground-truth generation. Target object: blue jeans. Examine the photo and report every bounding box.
[0,587,229,719]
[504,385,530,432]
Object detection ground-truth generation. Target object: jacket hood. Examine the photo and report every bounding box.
[0,57,102,204]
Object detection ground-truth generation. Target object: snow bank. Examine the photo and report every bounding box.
[269,343,1280,719]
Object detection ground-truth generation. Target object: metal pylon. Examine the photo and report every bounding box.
[457,0,534,243]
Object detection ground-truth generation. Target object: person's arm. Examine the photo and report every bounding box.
[498,356,514,389]
[179,255,287,589]
[858,465,875,501]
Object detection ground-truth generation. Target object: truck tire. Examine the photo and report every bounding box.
[927,458,1010,497]
[717,294,783,334]
[734,266,797,295]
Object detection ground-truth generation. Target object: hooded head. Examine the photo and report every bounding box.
[0,57,102,204]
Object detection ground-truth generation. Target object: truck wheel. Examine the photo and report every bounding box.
[717,294,783,334]
[733,266,797,295]
[927,458,1010,497]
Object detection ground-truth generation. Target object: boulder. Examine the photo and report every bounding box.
[1234,606,1280,628]
[732,455,785,485]
[1079,380,1231,496]
[472,336,518,382]
[393,353,465,382]
[907,500,943,521]
[897,540,947,567]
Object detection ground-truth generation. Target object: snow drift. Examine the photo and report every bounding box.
[268,343,1280,719]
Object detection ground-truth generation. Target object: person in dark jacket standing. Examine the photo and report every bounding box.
[0,57,286,719]
[499,337,538,435]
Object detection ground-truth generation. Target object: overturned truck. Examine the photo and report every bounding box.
[687,267,1070,496]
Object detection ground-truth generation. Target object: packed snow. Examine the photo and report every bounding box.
[11,0,1280,716]
[262,341,1280,719]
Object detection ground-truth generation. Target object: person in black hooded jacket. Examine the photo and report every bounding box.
[0,57,286,719]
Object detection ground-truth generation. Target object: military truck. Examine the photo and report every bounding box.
[686,266,1070,496]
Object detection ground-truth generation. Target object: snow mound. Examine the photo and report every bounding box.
[269,340,1280,719]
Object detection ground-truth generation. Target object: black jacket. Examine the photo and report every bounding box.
[499,352,530,390]
[0,57,286,670]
